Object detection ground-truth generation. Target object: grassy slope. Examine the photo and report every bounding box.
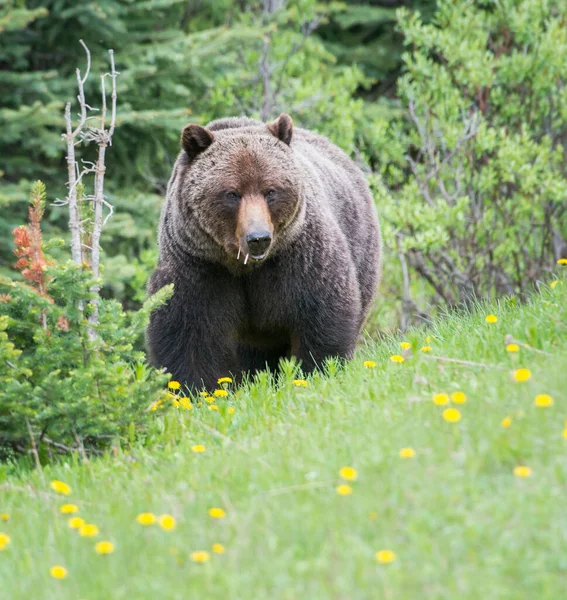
[1,276,566,600]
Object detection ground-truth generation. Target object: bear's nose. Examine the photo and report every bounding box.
[246,231,272,257]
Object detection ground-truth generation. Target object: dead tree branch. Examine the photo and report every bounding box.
[62,40,92,264]
[59,41,119,336]
[88,49,118,332]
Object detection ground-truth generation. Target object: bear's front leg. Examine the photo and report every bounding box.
[146,264,243,391]
[291,281,362,374]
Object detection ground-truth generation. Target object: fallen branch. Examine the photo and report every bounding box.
[423,354,506,370]
[504,334,554,357]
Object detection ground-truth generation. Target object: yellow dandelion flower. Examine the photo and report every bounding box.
[59,504,79,514]
[339,466,358,481]
[534,394,553,408]
[217,377,232,384]
[136,513,156,526]
[159,515,176,531]
[199,391,209,397]
[212,543,225,554]
[550,280,559,289]
[1,514,9,522]
[336,484,353,496]
[228,407,235,415]
[208,405,219,411]
[399,447,416,459]
[513,466,532,478]
[390,354,404,363]
[67,517,84,529]
[432,393,449,406]
[451,391,467,404]
[293,379,308,387]
[49,565,67,580]
[190,550,210,563]
[485,314,498,323]
[0,533,11,551]
[204,396,215,403]
[95,541,115,555]
[420,346,431,353]
[208,507,226,519]
[191,445,205,453]
[442,408,462,423]
[400,341,412,350]
[376,550,396,564]
[79,523,99,537]
[368,511,378,520]
[179,398,192,410]
[50,480,71,496]
[506,343,520,352]
[168,380,181,390]
[363,360,376,368]
[557,258,567,265]
[562,429,567,439]
[513,368,532,382]
[501,416,512,428]
[213,389,228,397]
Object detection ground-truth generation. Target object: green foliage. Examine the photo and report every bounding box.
[375,0,567,324]
[0,184,172,458]
[317,0,436,98]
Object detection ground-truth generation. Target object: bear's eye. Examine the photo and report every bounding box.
[225,191,240,203]
[264,189,277,202]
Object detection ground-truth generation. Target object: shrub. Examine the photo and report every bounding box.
[374,0,567,326]
[0,182,172,459]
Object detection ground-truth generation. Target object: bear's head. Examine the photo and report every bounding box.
[176,113,304,267]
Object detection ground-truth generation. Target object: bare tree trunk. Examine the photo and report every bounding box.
[56,41,119,338]
[259,34,272,121]
[88,50,118,333]
[62,41,91,265]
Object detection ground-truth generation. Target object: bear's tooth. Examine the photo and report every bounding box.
[244,254,249,265]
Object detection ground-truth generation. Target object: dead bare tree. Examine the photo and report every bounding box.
[57,40,119,336]
[257,0,320,121]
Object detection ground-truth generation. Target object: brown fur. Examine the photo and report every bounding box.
[147,114,382,390]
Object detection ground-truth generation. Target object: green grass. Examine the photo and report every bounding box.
[1,276,566,599]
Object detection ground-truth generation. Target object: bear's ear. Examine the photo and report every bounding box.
[268,113,293,146]
[181,124,215,161]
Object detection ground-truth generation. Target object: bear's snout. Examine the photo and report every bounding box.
[246,231,272,258]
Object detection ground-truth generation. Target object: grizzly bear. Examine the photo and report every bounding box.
[147,113,381,390]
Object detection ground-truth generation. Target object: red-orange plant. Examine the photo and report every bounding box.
[12,181,52,299]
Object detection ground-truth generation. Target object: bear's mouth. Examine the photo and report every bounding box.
[236,247,268,264]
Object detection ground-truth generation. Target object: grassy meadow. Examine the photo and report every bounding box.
[1,273,566,599]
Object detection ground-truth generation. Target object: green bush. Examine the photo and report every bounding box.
[373,0,567,326]
[0,182,172,459]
